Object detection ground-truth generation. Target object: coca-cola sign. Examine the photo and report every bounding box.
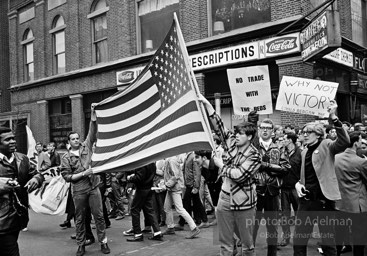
[260,33,300,58]
[266,37,298,54]
[118,71,134,83]
[116,66,144,86]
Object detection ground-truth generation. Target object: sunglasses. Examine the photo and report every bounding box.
[259,127,272,131]
[302,130,315,136]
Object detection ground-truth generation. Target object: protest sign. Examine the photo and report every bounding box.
[227,65,273,115]
[276,76,339,117]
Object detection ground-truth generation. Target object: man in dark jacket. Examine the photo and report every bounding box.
[252,118,290,256]
[123,163,163,242]
[0,126,44,256]
[279,132,301,246]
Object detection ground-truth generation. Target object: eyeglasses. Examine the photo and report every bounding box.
[259,127,272,131]
[302,130,315,136]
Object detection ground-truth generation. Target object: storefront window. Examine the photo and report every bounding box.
[351,0,367,47]
[138,0,179,53]
[49,98,72,149]
[211,0,271,35]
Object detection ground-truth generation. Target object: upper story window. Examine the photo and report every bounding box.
[88,0,109,64]
[137,0,179,53]
[22,29,34,82]
[51,15,66,74]
[211,0,271,35]
[351,0,367,47]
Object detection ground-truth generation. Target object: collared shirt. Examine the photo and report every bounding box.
[0,153,15,164]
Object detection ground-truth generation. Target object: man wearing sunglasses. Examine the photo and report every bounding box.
[293,100,349,256]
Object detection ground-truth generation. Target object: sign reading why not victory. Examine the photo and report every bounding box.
[227,65,273,115]
[276,76,339,118]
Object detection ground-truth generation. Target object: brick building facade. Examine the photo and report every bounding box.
[3,0,367,152]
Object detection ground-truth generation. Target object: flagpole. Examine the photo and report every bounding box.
[173,13,215,151]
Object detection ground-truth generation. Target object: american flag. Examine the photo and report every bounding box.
[91,17,214,173]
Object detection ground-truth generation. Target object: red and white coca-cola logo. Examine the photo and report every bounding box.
[266,37,298,54]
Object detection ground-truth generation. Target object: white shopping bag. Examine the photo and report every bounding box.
[41,175,68,211]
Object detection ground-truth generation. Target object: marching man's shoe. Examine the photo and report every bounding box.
[123,228,134,236]
[148,233,163,241]
[126,234,143,242]
[101,243,110,254]
[76,245,85,256]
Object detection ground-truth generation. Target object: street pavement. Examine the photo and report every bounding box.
[18,210,352,256]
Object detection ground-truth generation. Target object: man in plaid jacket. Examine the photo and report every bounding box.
[200,95,261,256]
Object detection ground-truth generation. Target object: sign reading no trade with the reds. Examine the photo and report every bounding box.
[276,76,339,118]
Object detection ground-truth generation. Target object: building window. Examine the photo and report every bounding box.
[51,15,66,74]
[89,0,109,64]
[351,0,367,47]
[23,29,34,81]
[137,0,179,53]
[49,98,72,149]
[210,0,271,35]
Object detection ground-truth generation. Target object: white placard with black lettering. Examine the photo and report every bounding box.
[227,65,273,115]
[276,76,339,117]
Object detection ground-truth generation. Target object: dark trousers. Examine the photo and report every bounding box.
[335,211,367,256]
[85,207,95,241]
[179,186,208,226]
[99,186,111,227]
[280,188,299,240]
[0,231,20,256]
[253,193,279,256]
[152,191,166,224]
[293,198,337,256]
[131,188,160,235]
[207,181,221,207]
[110,179,125,215]
[73,187,106,246]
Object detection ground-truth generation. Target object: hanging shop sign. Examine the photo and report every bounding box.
[323,48,353,67]
[259,33,300,58]
[300,10,341,61]
[190,42,259,71]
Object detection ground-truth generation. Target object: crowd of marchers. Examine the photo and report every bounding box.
[1,97,367,256]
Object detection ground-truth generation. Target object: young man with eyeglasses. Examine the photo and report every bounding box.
[293,100,349,256]
[200,95,261,256]
[252,119,290,256]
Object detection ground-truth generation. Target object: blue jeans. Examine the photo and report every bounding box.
[73,187,107,245]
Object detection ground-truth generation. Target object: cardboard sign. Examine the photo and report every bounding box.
[227,66,273,115]
[276,76,339,117]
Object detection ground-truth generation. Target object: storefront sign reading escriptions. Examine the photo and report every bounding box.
[276,76,339,118]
